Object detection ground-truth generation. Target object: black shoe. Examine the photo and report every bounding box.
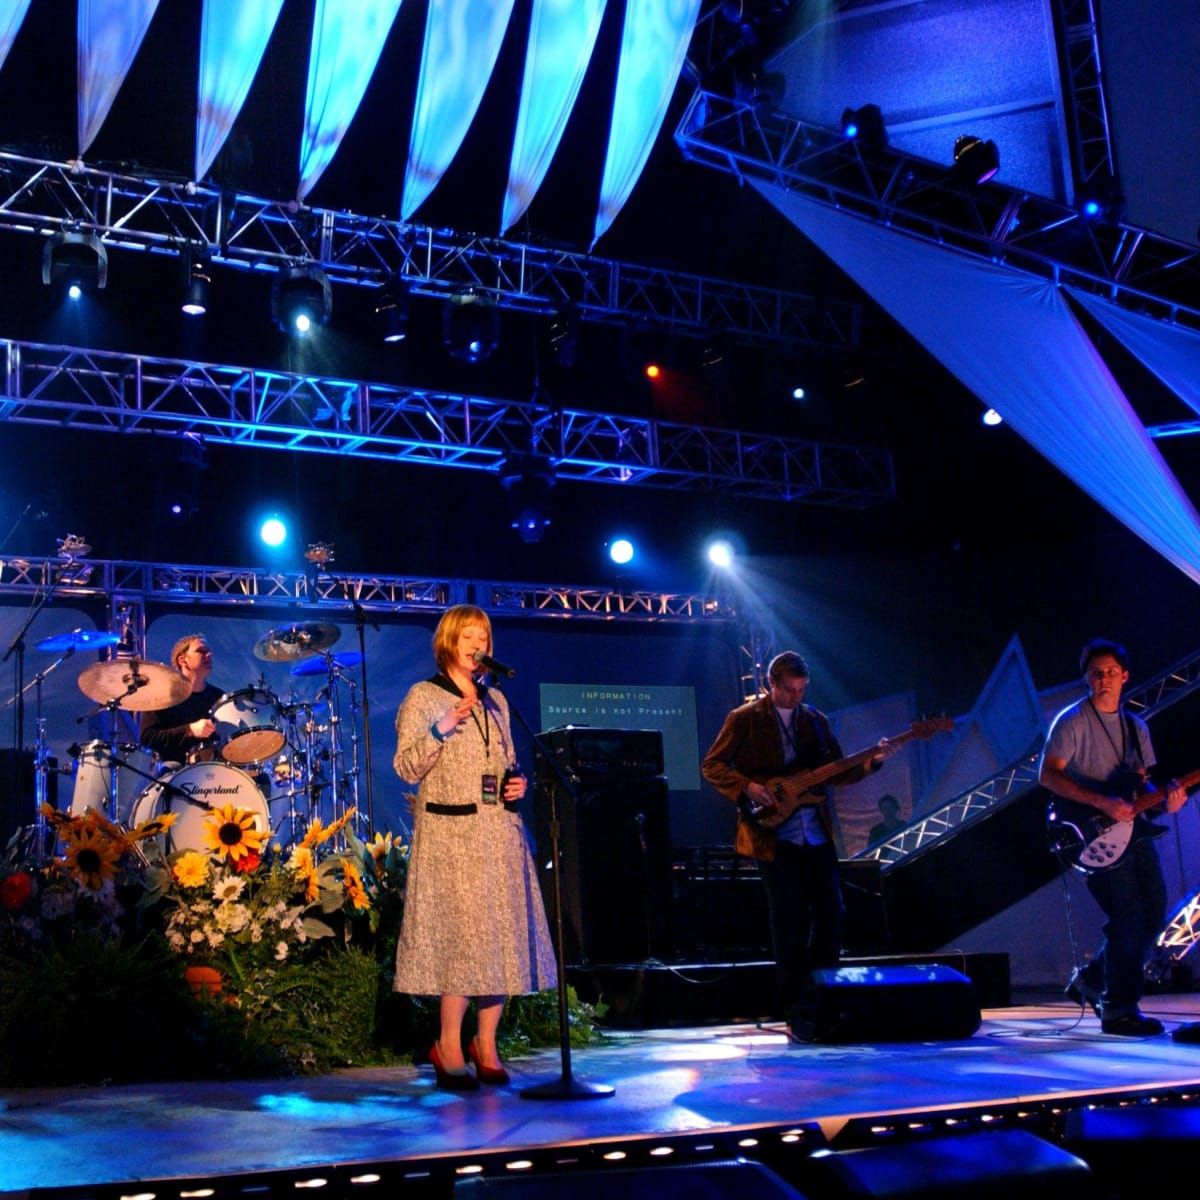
[785,1020,816,1044]
[1065,967,1101,1016]
[1100,1013,1164,1037]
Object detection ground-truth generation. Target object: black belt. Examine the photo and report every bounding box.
[425,801,520,816]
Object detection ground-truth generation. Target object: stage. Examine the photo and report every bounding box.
[5,994,1200,1197]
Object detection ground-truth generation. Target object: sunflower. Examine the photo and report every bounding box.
[202,804,268,864]
[366,831,393,862]
[341,858,370,911]
[128,811,180,843]
[172,851,210,888]
[299,816,326,850]
[60,824,122,891]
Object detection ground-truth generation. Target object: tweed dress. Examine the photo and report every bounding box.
[392,677,557,997]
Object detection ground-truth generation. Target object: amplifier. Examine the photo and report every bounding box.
[539,725,664,778]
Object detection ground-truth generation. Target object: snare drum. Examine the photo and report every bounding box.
[129,761,270,854]
[70,740,158,824]
[210,687,286,766]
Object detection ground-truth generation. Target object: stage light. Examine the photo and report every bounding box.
[549,303,580,367]
[645,362,661,380]
[443,290,499,363]
[500,454,555,544]
[259,516,288,547]
[42,230,107,295]
[950,135,1000,186]
[272,264,332,335]
[375,274,410,343]
[792,386,806,401]
[840,104,887,150]
[180,249,211,316]
[982,407,1003,426]
[1078,178,1127,224]
[609,538,634,565]
[707,539,735,569]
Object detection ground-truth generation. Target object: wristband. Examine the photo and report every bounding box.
[431,721,448,743]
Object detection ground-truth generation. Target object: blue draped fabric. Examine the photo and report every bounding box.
[755,183,1200,585]
[501,0,606,234]
[592,0,700,246]
[0,0,31,75]
[195,0,284,183]
[1070,290,1200,420]
[77,0,159,155]
[297,0,404,202]
[401,0,516,221]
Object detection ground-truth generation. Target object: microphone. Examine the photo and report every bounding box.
[472,650,516,678]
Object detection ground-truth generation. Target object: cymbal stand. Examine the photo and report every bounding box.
[343,677,363,833]
[322,662,345,844]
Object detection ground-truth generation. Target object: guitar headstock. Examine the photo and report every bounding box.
[911,716,954,739]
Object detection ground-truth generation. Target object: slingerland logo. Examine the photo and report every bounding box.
[180,783,248,797]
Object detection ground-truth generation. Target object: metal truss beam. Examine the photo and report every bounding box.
[0,338,896,507]
[0,555,735,628]
[676,91,1200,331]
[0,151,861,353]
[1054,0,1119,192]
[860,648,1200,870]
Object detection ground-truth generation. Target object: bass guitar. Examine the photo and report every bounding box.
[1046,767,1198,873]
[740,717,954,830]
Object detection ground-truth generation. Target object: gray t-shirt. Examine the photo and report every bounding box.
[1041,697,1155,795]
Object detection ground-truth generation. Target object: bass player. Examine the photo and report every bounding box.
[701,651,894,1042]
[1040,637,1186,1036]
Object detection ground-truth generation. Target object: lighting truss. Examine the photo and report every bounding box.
[1152,894,1200,969]
[859,647,1200,869]
[0,555,734,627]
[0,151,861,352]
[676,91,1200,330]
[1056,0,1119,192]
[0,338,895,506]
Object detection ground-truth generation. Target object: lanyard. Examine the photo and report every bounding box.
[469,700,491,756]
[774,706,798,764]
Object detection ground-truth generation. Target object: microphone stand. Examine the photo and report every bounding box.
[489,676,613,1101]
[330,573,377,836]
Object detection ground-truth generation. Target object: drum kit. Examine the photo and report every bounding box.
[33,621,365,857]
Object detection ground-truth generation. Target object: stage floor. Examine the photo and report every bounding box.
[4,995,1200,1194]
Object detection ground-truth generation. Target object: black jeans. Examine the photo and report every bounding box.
[758,839,844,1028]
[1081,835,1167,1019]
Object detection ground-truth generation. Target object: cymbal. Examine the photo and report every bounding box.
[77,659,191,711]
[290,650,363,677]
[36,628,121,653]
[253,622,341,662]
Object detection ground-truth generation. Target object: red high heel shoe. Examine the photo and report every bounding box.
[468,1037,510,1085]
[429,1041,479,1091]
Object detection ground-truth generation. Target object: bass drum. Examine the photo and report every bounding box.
[70,740,158,825]
[129,761,270,854]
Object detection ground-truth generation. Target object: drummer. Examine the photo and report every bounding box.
[139,634,223,766]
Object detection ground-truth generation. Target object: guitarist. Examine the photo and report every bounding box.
[1039,638,1186,1037]
[701,651,893,1042]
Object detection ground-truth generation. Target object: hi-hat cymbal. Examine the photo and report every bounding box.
[77,659,191,711]
[290,650,363,677]
[36,628,121,653]
[253,622,341,662]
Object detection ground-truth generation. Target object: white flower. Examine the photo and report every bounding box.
[189,928,206,946]
[249,922,264,944]
[205,926,225,949]
[167,931,186,951]
[274,941,289,961]
[212,876,246,903]
[214,901,250,933]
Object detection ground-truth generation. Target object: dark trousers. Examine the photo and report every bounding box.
[758,839,844,1028]
[1080,836,1167,1019]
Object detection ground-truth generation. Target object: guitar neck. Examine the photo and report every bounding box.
[799,727,920,792]
[1131,767,1200,815]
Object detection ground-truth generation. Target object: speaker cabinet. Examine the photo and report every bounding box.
[534,771,672,966]
[811,962,981,1042]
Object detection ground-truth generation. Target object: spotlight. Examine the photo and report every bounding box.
[259,516,288,548]
[707,539,735,569]
[609,538,634,566]
[180,249,211,316]
[443,291,499,363]
[1078,177,1127,224]
[982,407,1003,426]
[499,453,555,544]
[840,104,887,150]
[272,264,332,335]
[42,230,107,295]
[950,135,1000,186]
[645,362,661,380]
[375,274,410,343]
[791,386,806,401]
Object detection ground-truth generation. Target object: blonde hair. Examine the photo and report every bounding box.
[170,633,208,671]
[432,605,492,674]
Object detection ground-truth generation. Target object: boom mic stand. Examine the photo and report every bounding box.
[329,573,377,837]
[488,678,613,1101]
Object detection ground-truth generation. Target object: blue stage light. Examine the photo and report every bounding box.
[272,265,332,335]
[67,284,82,301]
[260,517,287,547]
[707,539,734,569]
[1082,199,1102,218]
[609,538,634,565]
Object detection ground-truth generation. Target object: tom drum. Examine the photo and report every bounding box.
[210,687,286,766]
[70,740,159,825]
